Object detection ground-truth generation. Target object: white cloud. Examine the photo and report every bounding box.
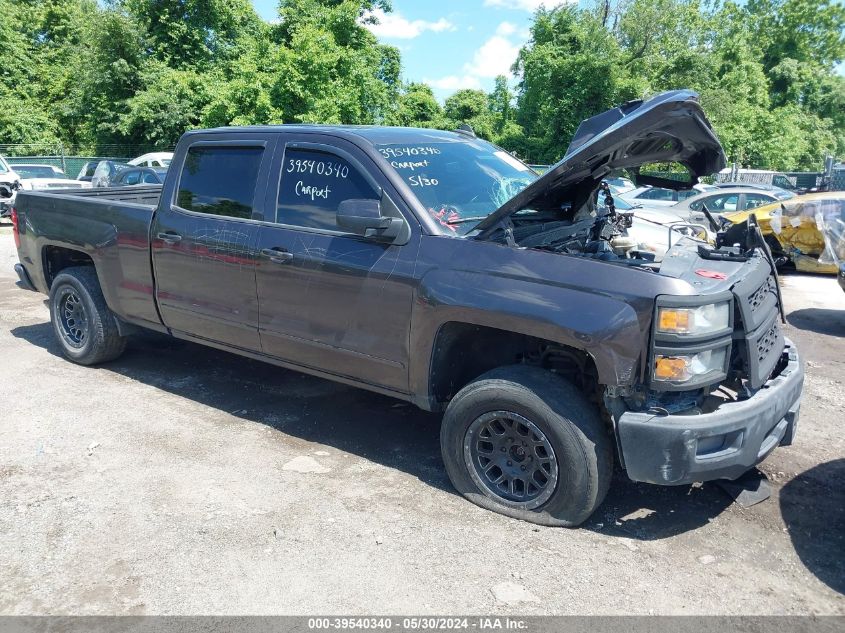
[426,20,525,98]
[483,0,572,11]
[424,75,484,91]
[463,34,521,78]
[495,21,518,36]
[364,9,455,39]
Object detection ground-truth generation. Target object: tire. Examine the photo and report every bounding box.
[440,365,613,527]
[49,266,127,365]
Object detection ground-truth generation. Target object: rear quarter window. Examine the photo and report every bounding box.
[176,146,263,219]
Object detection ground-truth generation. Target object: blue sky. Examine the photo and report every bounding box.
[252,0,844,100]
[251,0,563,99]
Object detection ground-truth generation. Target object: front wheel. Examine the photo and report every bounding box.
[440,366,612,527]
[49,267,127,365]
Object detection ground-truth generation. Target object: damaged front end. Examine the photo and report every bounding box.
[609,217,803,485]
[472,90,725,267]
[465,90,803,485]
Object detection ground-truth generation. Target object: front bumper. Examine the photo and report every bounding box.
[618,338,803,485]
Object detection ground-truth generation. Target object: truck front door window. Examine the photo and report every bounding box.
[176,146,263,219]
[277,149,377,230]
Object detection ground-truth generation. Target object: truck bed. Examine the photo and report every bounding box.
[39,184,163,206]
[13,185,164,330]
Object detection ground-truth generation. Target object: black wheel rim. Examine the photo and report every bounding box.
[463,411,558,510]
[57,288,88,348]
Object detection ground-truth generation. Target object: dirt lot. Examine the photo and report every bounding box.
[0,224,842,615]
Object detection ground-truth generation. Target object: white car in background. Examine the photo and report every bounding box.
[12,164,91,192]
[598,192,709,260]
[667,186,788,226]
[0,155,21,218]
[0,154,20,182]
[1,163,90,217]
[605,176,636,194]
[620,182,717,207]
[128,152,173,168]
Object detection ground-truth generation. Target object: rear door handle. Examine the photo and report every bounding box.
[157,232,182,244]
[261,248,294,264]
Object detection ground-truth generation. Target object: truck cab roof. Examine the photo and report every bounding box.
[183,125,472,146]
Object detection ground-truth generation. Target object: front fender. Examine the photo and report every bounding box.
[409,267,648,400]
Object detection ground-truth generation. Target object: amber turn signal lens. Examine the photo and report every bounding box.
[654,356,690,381]
[658,309,691,333]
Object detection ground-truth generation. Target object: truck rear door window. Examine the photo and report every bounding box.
[277,148,377,231]
[176,146,263,219]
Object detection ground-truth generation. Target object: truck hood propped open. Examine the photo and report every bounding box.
[474,90,726,238]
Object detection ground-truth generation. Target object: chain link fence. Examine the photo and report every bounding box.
[0,144,175,179]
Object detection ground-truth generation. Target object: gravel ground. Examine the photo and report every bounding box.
[0,223,842,615]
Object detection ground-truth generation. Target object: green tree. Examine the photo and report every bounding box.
[388,83,445,128]
[504,0,843,167]
[122,0,264,70]
[746,0,845,73]
[444,89,496,139]
[269,0,400,124]
[55,7,147,149]
[117,62,211,145]
[488,75,514,132]
[513,6,642,163]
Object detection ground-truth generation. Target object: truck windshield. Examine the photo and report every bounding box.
[377,140,537,236]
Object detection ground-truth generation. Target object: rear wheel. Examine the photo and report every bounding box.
[440,365,612,527]
[49,267,126,365]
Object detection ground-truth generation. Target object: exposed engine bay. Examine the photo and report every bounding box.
[487,182,686,269]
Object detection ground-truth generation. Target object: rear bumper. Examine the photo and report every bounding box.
[618,338,803,485]
[14,263,37,292]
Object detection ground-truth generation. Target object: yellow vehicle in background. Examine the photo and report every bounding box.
[721,192,845,274]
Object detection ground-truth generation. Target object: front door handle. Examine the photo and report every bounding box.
[261,248,294,264]
[157,232,182,244]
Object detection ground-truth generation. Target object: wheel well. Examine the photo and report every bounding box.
[429,322,600,407]
[43,246,95,288]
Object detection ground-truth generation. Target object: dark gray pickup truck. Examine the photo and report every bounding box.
[12,90,803,526]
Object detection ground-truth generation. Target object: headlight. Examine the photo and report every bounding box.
[654,347,728,383]
[657,302,730,336]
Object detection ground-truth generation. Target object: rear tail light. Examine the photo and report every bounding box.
[11,207,20,248]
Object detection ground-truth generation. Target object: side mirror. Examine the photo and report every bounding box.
[337,198,407,244]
